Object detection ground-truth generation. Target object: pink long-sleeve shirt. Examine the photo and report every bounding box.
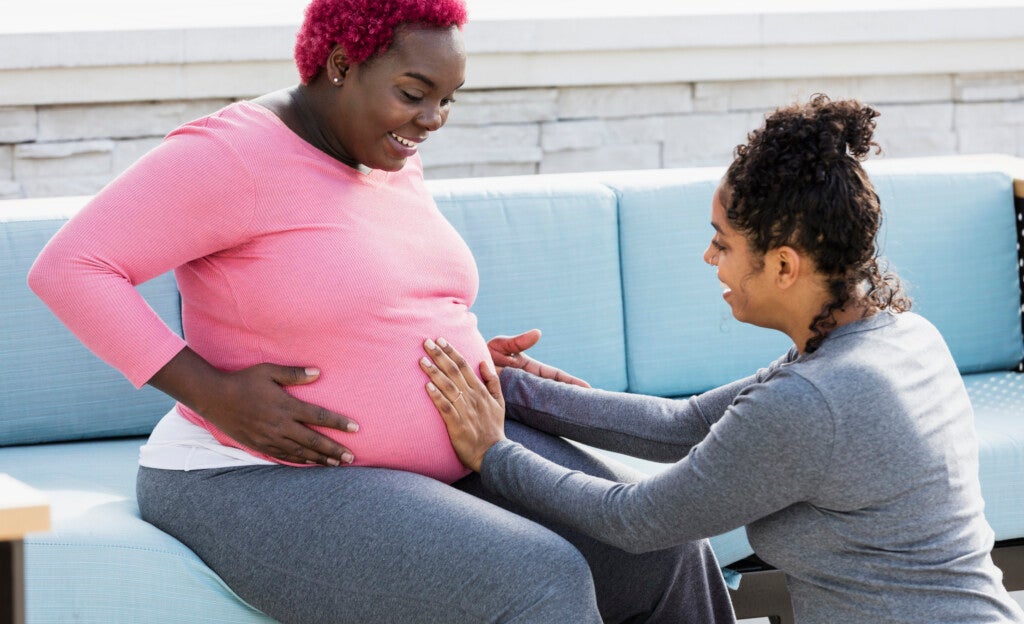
[28,101,489,483]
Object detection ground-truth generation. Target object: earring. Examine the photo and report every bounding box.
[333,77,341,85]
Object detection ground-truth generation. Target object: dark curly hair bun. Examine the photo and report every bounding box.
[725,94,909,353]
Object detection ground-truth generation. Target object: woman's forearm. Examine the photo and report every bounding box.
[147,346,227,415]
[501,368,754,462]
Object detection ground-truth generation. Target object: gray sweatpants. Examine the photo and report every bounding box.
[137,421,734,624]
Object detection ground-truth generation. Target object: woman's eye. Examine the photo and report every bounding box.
[711,239,726,251]
[441,97,456,107]
[400,90,423,102]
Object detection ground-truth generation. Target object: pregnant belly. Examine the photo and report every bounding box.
[283,323,492,482]
[303,332,489,483]
[182,320,490,483]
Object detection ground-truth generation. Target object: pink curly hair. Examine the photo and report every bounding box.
[294,0,468,84]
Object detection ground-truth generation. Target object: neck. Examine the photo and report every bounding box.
[290,84,365,171]
[791,297,875,354]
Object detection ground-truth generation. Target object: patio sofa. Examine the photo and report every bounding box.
[1,154,1023,623]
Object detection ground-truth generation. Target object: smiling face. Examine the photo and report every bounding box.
[324,24,466,171]
[703,185,776,327]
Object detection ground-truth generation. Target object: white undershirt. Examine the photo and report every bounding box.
[139,406,273,471]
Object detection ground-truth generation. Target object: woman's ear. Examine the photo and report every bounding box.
[773,246,802,290]
[326,46,351,86]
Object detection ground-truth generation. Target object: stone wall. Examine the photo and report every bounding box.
[3,71,1023,199]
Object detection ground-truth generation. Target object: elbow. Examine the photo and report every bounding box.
[27,254,53,300]
[27,250,64,305]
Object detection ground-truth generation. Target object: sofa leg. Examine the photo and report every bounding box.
[992,539,1024,592]
[727,563,794,624]
[1,539,26,624]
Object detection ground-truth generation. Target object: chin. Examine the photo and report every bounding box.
[373,157,408,173]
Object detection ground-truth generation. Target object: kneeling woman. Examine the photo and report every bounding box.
[421,96,1024,623]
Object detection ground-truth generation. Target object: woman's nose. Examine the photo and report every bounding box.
[418,104,444,132]
[703,244,716,265]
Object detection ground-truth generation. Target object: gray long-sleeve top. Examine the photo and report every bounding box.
[485,312,1024,624]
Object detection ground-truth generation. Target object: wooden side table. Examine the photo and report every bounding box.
[0,475,50,624]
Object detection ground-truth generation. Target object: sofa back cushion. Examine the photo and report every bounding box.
[872,169,1023,373]
[599,169,787,396]
[0,198,180,446]
[429,177,629,392]
[609,165,1023,397]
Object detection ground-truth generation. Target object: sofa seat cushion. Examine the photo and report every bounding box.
[3,436,754,620]
[964,371,1024,541]
[0,438,273,624]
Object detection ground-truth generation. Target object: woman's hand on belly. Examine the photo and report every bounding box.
[487,329,591,388]
[421,338,507,473]
[149,347,360,466]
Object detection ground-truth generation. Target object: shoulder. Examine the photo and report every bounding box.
[741,364,833,416]
[165,101,282,155]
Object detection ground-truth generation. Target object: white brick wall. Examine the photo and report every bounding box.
[694,75,953,112]
[417,123,541,167]
[557,84,694,120]
[662,112,764,168]
[540,143,662,174]
[14,140,114,179]
[0,145,12,180]
[0,107,36,144]
[37,99,231,142]
[449,89,558,125]
[1,72,1023,198]
[955,73,1024,102]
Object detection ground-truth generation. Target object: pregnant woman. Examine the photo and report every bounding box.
[28,0,734,622]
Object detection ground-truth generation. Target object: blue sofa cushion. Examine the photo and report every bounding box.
[607,168,791,396]
[871,171,1023,373]
[0,199,180,446]
[429,177,628,391]
[964,371,1024,541]
[0,435,756,624]
[610,167,1023,396]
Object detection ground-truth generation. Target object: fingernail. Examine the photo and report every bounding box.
[347,422,359,432]
[326,458,340,467]
[427,382,438,392]
[305,367,320,377]
[437,337,449,348]
[425,338,437,350]
[421,356,432,367]
[341,452,354,464]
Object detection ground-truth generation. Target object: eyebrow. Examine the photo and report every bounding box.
[404,72,435,88]
[711,221,725,235]
[403,72,465,92]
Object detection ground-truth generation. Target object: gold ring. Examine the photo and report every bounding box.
[453,391,464,403]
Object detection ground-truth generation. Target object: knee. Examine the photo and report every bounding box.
[535,536,594,591]
[501,535,600,622]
